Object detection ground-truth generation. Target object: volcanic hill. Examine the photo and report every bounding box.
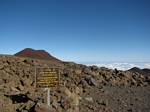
[14,48,62,65]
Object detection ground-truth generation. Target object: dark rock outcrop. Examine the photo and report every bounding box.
[129,67,150,77]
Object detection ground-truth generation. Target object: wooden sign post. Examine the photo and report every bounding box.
[47,88,50,107]
[35,67,59,107]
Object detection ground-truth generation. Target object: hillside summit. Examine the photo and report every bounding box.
[15,48,61,64]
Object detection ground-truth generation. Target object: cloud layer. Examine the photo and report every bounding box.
[86,62,150,70]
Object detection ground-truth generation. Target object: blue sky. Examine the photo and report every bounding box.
[0,0,150,62]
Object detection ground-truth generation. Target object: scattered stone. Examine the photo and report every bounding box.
[85,75,98,86]
[52,100,58,109]
[84,97,93,103]
[0,64,4,70]
[10,86,20,92]
[99,100,108,106]
[83,67,92,74]
[74,69,82,75]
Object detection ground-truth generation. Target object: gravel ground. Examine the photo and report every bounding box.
[80,86,150,112]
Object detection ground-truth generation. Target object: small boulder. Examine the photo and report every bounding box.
[85,97,93,103]
[85,76,98,86]
[74,69,82,75]
[83,67,92,74]
[0,63,4,70]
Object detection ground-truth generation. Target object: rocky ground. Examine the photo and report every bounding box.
[0,55,150,112]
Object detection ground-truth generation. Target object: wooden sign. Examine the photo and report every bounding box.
[35,67,59,88]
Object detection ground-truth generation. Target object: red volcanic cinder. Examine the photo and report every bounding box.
[14,48,61,62]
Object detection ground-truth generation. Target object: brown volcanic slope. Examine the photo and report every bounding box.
[14,48,62,64]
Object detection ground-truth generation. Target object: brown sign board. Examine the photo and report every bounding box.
[35,67,59,88]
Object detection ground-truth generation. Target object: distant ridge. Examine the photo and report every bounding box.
[128,67,150,77]
[14,48,61,63]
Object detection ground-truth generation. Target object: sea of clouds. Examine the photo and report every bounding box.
[85,62,150,71]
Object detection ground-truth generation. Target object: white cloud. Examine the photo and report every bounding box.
[144,64,150,68]
[86,62,150,70]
